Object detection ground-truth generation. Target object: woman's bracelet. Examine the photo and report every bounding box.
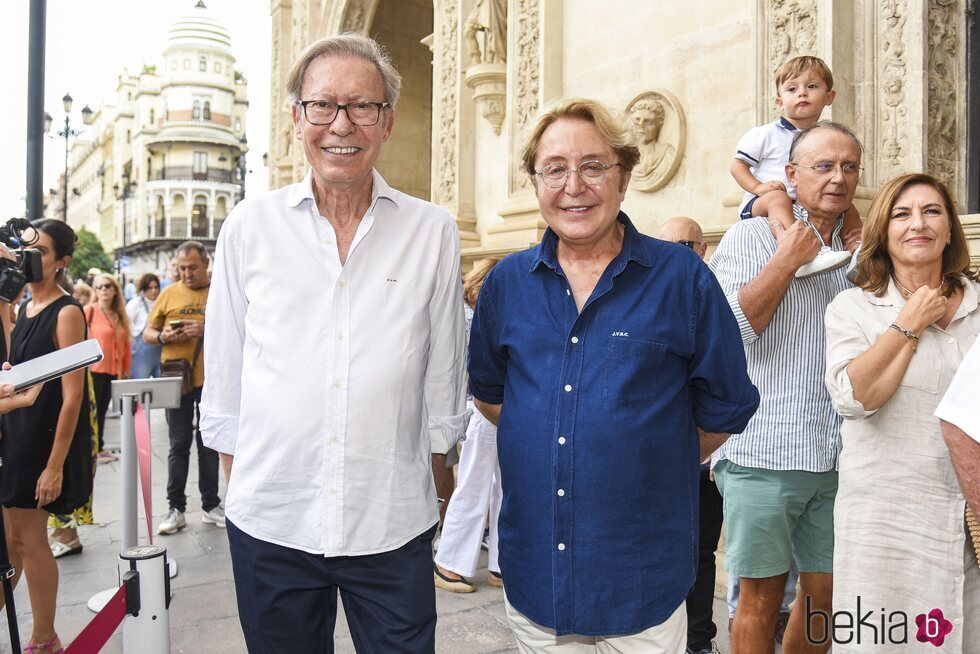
[888,323,919,352]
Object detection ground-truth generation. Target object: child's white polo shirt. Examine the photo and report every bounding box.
[734,117,800,216]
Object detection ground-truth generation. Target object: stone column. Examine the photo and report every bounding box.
[487,0,562,249]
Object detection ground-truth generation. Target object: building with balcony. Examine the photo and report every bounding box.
[67,0,248,277]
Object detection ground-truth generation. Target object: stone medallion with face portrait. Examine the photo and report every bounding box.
[625,90,686,192]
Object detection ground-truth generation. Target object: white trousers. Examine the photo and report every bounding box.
[433,407,502,577]
[505,594,687,654]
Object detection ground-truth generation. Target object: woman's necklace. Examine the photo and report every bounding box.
[892,275,949,298]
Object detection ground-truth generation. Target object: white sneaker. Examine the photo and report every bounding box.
[795,247,852,278]
[158,509,186,535]
[202,505,226,528]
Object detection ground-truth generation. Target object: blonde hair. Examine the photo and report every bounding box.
[463,257,501,308]
[774,55,834,91]
[73,281,94,306]
[93,274,133,339]
[855,173,973,296]
[520,98,640,180]
[285,34,402,107]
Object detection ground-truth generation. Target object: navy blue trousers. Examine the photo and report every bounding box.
[227,519,438,653]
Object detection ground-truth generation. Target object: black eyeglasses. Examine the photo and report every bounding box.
[297,100,390,126]
[675,240,702,250]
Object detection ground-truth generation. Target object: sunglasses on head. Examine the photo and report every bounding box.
[675,240,701,249]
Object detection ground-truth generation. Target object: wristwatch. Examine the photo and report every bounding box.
[157,332,165,345]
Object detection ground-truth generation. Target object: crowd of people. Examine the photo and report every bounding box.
[0,229,224,652]
[1,34,978,654]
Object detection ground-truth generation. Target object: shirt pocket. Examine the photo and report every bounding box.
[898,348,941,394]
[601,337,667,405]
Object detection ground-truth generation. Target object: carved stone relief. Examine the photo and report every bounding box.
[341,0,367,32]
[877,0,908,179]
[926,0,959,189]
[625,90,686,193]
[509,0,540,195]
[761,0,818,122]
[435,0,459,204]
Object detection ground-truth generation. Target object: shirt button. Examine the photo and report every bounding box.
[564,384,572,392]
[557,543,566,551]
[558,436,566,445]
[949,337,955,344]
[557,489,565,497]
[338,280,346,288]
[336,332,344,340]
[329,434,338,442]
[566,289,570,296]
[333,379,341,389]
[329,487,337,495]
[570,336,579,344]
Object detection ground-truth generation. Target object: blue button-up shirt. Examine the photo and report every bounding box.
[469,213,759,636]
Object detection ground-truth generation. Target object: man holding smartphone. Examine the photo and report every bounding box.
[143,240,222,534]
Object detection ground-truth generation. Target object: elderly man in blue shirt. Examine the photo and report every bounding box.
[468,98,760,652]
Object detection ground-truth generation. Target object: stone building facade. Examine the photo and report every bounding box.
[268,0,979,265]
[68,1,248,277]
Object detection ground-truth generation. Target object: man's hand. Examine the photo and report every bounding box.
[180,320,203,339]
[769,219,822,271]
[160,325,189,344]
[842,227,862,254]
[754,180,786,196]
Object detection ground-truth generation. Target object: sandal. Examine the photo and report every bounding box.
[433,564,475,593]
[50,539,83,559]
[24,634,63,653]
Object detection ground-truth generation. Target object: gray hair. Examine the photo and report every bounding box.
[285,34,402,107]
[789,120,863,162]
[176,240,208,261]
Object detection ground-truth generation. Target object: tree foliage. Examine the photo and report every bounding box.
[68,228,114,281]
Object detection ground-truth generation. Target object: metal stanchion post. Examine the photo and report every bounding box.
[120,395,138,548]
[120,545,170,654]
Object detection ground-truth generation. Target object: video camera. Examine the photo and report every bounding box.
[0,218,42,303]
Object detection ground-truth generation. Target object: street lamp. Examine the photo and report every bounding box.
[113,176,136,278]
[44,93,93,222]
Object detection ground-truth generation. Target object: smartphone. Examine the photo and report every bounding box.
[0,339,104,392]
[169,320,184,330]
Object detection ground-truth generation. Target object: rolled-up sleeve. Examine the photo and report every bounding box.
[708,223,768,345]
[200,210,248,455]
[424,221,469,455]
[689,266,760,433]
[935,336,980,441]
[824,293,877,420]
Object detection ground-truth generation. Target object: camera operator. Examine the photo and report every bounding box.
[0,243,41,411]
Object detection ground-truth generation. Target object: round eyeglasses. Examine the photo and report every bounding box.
[791,161,863,177]
[534,161,622,189]
[297,100,390,127]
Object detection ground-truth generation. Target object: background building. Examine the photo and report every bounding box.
[268,0,979,266]
[68,0,248,277]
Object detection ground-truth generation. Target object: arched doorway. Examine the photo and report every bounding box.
[368,0,433,201]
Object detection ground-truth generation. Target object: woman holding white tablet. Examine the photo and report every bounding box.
[0,219,93,654]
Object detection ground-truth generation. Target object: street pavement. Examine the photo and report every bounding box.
[0,408,735,653]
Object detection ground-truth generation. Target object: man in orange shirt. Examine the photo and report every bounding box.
[144,241,222,534]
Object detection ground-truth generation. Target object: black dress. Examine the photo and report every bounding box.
[0,295,93,513]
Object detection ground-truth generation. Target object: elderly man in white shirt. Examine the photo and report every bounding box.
[200,34,467,653]
[936,337,980,517]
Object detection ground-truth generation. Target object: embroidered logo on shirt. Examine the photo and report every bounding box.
[611,331,629,337]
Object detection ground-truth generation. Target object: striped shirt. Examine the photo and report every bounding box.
[708,205,849,471]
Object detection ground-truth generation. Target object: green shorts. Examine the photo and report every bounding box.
[714,459,837,579]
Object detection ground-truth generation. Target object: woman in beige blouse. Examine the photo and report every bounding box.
[825,173,979,652]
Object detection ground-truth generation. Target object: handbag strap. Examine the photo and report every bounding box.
[190,334,203,366]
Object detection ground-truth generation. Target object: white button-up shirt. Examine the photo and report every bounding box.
[201,169,468,556]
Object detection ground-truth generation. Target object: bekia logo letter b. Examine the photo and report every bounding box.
[915,608,953,647]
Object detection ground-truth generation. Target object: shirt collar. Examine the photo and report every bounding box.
[778,117,799,131]
[285,168,399,212]
[529,212,652,273]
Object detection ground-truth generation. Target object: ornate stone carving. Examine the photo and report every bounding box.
[878,0,908,178]
[510,0,540,194]
[762,0,817,121]
[465,63,506,135]
[625,90,686,193]
[463,0,507,66]
[341,0,366,32]
[435,0,459,204]
[927,0,959,187]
